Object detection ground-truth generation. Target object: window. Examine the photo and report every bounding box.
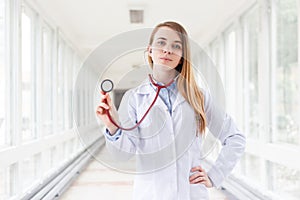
[57,38,65,131]
[274,0,299,145]
[210,39,224,82]
[243,6,260,140]
[50,146,58,169]
[62,141,68,161]
[273,163,300,198]
[272,0,300,197]
[0,1,84,199]
[0,0,7,148]
[21,154,40,192]
[224,29,237,115]
[64,46,73,130]
[21,8,36,142]
[244,154,265,187]
[41,24,54,135]
[0,167,6,199]
[0,163,18,199]
[207,1,300,199]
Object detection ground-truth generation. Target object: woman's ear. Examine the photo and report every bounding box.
[147,46,152,54]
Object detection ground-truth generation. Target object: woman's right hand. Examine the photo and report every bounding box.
[96,91,119,135]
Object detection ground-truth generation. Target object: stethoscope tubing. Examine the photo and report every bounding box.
[102,74,174,131]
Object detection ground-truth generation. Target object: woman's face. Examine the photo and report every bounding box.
[149,27,183,70]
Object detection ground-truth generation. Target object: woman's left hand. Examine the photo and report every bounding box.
[189,166,213,188]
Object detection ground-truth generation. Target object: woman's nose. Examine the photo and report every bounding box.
[162,46,172,54]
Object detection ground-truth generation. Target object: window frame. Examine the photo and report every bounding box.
[205,0,300,198]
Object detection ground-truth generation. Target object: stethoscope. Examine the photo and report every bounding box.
[100,74,174,131]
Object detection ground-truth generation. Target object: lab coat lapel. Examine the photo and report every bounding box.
[147,85,168,110]
[136,78,186,111]
[136,80,168,110]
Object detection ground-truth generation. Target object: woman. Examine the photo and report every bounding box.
[96,21,246,199]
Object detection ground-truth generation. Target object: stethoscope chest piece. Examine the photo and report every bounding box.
[100,75,174,131]
[101,79,114,93]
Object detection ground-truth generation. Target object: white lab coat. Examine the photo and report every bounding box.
[104,78,246,200]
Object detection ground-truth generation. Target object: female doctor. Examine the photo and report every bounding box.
[96,21,246,199]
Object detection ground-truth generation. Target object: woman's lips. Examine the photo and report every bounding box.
[160,57,172,61]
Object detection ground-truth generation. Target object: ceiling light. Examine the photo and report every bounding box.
[129,10,144,24]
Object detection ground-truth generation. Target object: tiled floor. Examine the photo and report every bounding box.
[61,152,230,200]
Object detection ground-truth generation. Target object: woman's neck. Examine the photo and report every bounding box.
[152,65,177,85]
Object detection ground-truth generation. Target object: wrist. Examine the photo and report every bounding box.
[107,126,118,135]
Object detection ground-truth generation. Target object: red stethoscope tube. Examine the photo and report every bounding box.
[101,74,174,131]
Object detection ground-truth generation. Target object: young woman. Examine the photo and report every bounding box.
[96,21,246,200]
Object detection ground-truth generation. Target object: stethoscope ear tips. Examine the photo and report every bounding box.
[101,79,114,93]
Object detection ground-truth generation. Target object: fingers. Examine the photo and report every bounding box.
[189,171,205,179]
[100,92,113,105]
[189,171,205,182]
[189,166,212,187]
[100,92,108,102]
[96,103,110,115]
[106,92,112,104]
[190,175,206,184]
[98,92,110,112]
[97,91,115,113]
[190,165,204,173]
[96,106,104,115]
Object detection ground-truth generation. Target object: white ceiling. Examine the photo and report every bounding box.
[31,0,252,58]
[30,0,253,89]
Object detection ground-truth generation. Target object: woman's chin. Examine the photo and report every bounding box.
[155,64,176,71]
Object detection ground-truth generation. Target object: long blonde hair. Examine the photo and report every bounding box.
[147,21,207,134]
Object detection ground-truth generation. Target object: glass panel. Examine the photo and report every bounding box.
[273,163,300,199]
[243,7,260,139]
[34,153,41,180]
[68,52,73,129]
[43,150,51,174]
[42,25,53,135]
[57,39,65,131]
[275,0,299,145]
[0,0,7,148]
[68,139,75,157]
[0,167,6,199]
[225,30,236,115]
[21,154,40,192]
[64,47,72,130]
[245,154,265,187]
[21,156,35,191]
[50,146,57,169]
[73,56,80,128]
[210,40,222,79]
[63,141,68,161]
[9,163,17,198]
[21,12,34,142]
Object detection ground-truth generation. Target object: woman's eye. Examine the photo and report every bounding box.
[156,40,166,46]
[173,44,182,50]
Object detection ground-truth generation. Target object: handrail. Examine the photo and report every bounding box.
[20,136,105,200]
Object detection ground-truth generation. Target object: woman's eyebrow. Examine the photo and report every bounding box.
[156,37,182,44]
[156,37,167,40]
